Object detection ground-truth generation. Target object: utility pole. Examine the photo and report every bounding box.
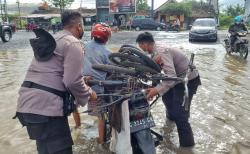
[0,0,7,22]
[80,0,83,12]
[16,0,21,29]
[4,0,6,21]
[151,0,154,18]
[80,0,83,9]
[0,0,3,22]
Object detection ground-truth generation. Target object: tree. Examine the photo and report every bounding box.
[225,4,245,17]
[44,0,74,14]
[160,2,192,17]
[136,0,149,12]
[219,14,234,28]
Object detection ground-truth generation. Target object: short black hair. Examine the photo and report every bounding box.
[136,32,155,44]
[61,11,82,27]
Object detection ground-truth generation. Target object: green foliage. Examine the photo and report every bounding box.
[7,14,19,22]
[219,14,234,28]
[44,0,74,14]
[225,4,245,17]
[20,20,27,29]
[219,4,245,28]
[15,19,27,29]
[136,0,149,12]
[160,2,192,17]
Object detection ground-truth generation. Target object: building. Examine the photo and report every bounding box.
[21,8,96,30]
[96,0,112,23]
[154,0,177,23]
[96,0,136,28]
[154,0,218,30]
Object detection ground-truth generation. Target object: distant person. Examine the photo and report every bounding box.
[51,18,57,34]
[126,18,132,31]
[15,11,97,154]
[113,19,118,32]
[173,17,181,31]
[117,17,122,30]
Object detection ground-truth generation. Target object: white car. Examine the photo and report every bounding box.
[189,18,218,42]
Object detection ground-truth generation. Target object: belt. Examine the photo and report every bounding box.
[21,81,66,98]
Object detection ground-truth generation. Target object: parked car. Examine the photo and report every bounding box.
[131,18,166,31]
[189,18,218,42]
[0,22,15,42]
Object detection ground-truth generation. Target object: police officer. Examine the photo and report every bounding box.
[136,32,201,147]
[15,11,97,154]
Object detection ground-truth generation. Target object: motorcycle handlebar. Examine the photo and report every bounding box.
[82,90,148,113]
[86,79,127,87]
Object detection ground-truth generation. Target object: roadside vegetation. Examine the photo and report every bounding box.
[219,4,246,30]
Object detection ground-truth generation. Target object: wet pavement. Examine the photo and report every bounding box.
[0,30,250,154]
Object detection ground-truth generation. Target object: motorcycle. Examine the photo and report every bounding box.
[166,23,180,32]
[224,31,249,59]
[86,78,163,154]
[84,45,192,154]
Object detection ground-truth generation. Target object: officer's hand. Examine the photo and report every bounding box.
[84,76,94,86]
[146,88,159,101]
[154,55,163,67]
[89,91,97,101]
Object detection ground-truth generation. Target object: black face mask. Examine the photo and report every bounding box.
[79,31,84,40]
[78,25,84,40]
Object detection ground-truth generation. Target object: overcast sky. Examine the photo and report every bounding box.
[8,0,244,10]
[7,0,169,9]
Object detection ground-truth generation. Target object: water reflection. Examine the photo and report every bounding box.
[0,49,35,154]
[230,142,250,154]
[223,54,248,86]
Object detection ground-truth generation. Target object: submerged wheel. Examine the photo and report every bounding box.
[119,61,159,74]
[239,44,248,59]
[224,39,232,54]
[225,46,232,54]
[1,31,11,42]
[109,53,145,65]
[119,45,161,73]
[156,27,161,31]
[92,64,137,75]
[135,27,141,31]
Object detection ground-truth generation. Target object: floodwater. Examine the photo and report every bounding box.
[0,31,250,154]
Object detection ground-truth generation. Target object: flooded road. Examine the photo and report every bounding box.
[0,30,250,154]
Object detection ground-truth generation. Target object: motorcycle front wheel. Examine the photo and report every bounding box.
[131,129,156,154]
[239,44,248,59]
[224,39,232,54]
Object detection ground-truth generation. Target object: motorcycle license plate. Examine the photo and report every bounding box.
[130,116,155,133]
